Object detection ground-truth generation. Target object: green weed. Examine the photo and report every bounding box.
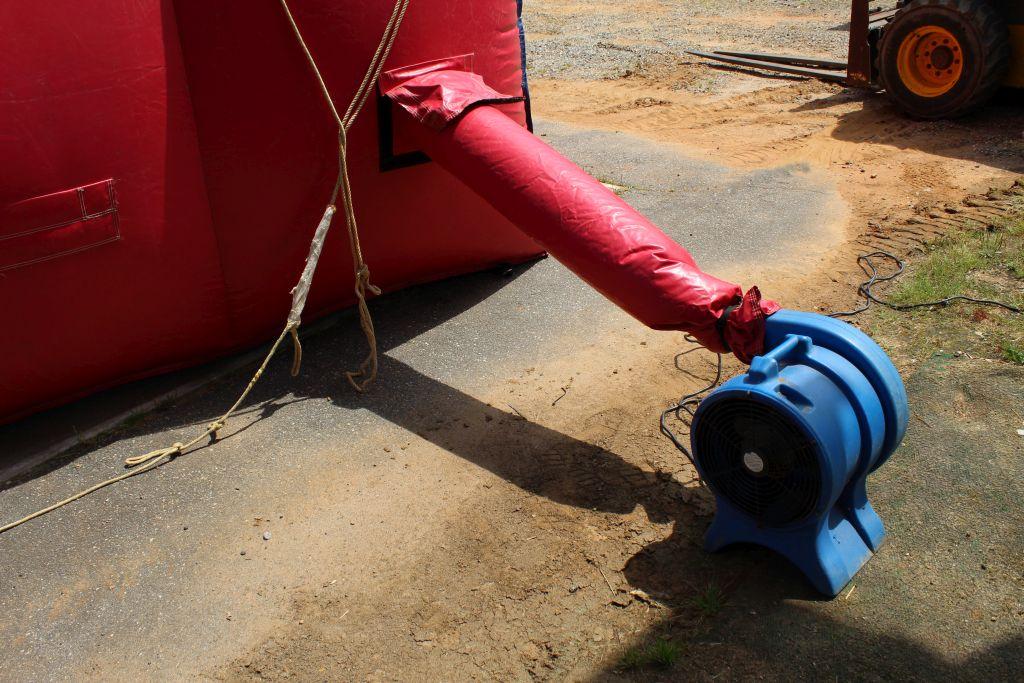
[693,582,726,617]
[619,637,682,671]
[1002,341,1024,365]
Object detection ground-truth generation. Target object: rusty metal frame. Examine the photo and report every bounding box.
[846,0,873,87]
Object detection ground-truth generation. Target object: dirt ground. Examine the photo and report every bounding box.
[218,4,1024,681]
[4,3,1023,681]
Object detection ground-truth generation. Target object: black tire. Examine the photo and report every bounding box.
[878,0,1010,119]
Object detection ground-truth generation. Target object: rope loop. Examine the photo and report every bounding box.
[289,326,304,377]
[125,442,183,468]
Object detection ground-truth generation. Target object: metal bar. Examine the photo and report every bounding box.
[847,0,873,87]
[711,51,849,71]
[869,8,898,23]
[869,10,898,32]
[686,51,849,83]
[833,7,895,31]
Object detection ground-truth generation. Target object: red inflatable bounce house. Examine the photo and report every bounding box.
[1,0,773,424]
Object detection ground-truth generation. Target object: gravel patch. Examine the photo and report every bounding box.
[524,0,855,81]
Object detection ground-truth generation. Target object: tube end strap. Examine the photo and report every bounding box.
[715,304,738,354]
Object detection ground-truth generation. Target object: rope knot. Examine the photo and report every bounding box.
[124,442,183,468]
[207,421,225,442]
[354,265,382,296]
[0,0,410,536]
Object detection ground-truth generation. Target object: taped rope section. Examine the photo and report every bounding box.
[282,0,411,390]
[0,1,410,535]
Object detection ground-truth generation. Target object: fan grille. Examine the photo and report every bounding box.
[693,396,821,526]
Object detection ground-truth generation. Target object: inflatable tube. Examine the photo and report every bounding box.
[382,62,779,361]
[1,0,776,422]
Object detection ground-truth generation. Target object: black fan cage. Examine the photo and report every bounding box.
[693,396,822,527]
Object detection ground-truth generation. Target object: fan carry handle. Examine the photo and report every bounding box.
[746,333,812,383]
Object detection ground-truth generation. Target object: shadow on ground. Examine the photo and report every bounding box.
[4,114,1021,677]
[8,254,1021,680]
[3,258,691,525]
[795,87,1024,175]
[1,262,533,489]
[604,356,1024,681]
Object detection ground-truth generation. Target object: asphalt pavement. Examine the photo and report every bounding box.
[0,119,841,680]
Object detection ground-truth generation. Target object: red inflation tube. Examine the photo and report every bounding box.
[382,59,779,362]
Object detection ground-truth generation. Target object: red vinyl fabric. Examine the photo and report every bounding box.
[1,2,233,423]
[0,1,540,423]
[383,65,779,362]
[379,55,524,130]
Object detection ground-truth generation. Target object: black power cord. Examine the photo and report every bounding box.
[659,336,722,466]
[659,248,1020,463]
[828,250,1021,318]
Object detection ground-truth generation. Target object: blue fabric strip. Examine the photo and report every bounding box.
[517,0,534,131]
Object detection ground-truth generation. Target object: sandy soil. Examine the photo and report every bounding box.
[532,73,1023,235]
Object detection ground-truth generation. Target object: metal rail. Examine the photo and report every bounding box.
[689,2,893,88]
[685,51,849,82]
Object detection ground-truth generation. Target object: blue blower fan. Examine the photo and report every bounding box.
[690,311,909,596]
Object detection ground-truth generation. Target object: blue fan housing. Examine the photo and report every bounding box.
[690,310,909,596]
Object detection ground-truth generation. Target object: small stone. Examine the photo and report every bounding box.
[240,550,246,556]
[263,531,272,541]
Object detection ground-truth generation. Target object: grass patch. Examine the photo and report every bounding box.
[1002,341,1024,365]
[619,637,682,671]
[693,582,726,617]
[868,210,1024,364]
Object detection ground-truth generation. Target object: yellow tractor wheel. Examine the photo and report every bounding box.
[879,0,1011,118]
